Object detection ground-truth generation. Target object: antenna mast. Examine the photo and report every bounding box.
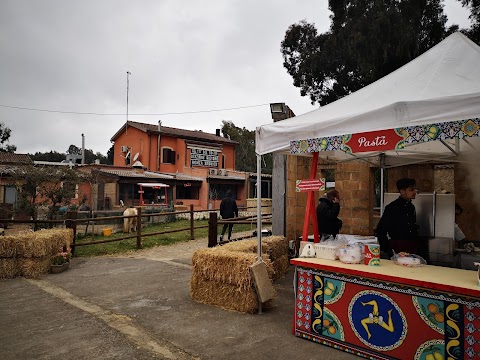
[126,71,131,134]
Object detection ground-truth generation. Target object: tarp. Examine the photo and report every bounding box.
[255,32,480,164]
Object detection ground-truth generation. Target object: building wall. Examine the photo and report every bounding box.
[455,163,480,241]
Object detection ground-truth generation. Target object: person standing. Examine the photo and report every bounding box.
[316,190,342,239]
[376,178,419,258]
[220,190,238,241]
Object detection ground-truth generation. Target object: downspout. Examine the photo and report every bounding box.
[157,120,162,171]
[81,133,85,164]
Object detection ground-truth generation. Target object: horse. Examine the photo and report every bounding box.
[123,207,138,233]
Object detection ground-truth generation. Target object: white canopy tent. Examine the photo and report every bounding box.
[255,32,480,167]
[253,32,480,271]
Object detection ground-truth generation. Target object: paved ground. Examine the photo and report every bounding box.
[0,234,358,360]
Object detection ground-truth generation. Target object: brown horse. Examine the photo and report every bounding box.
[123,207,138,233]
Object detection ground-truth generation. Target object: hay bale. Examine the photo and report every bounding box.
[16,228,73,258]
[190,275,275,314]
[192,248,273,290]
[221,240,258,253]
[262,236,289,261]
[220,236,288,262]
[0,235,21,257]
[271,254,290,280]
[18,256,51,278]
[0,258,19,279]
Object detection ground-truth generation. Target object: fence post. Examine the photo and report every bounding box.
[208,211,218,247]
[136,207,142,249]
[66,210,78,255]
[189,204,194,240]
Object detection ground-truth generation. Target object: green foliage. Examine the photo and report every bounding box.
[0,122,16,153]
[9,165,80,219]
[221,120,272,174]
[29,151,66,162]
[281,0,469,106]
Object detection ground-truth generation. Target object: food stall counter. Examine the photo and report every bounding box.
[291,257,480,359]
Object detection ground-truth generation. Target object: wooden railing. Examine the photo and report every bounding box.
[0,204,272,253]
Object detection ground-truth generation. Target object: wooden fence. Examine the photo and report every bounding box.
[0,204,272,254]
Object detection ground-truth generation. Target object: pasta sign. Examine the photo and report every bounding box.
[345,129,404,153]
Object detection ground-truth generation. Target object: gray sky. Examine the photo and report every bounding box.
[0,0,472,156]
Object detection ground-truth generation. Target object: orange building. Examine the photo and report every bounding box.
[109,120,248,210]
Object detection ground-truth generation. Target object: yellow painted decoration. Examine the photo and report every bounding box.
[446,339,460,359]
[433,352,444,360]
[426,354,435,360]
[327,282,335,290]
[325,288,332,296]
[312,319,321,333]
[315,275,323,288]
[446,304,459,318]
[446,320,460,339]
[314,289,323,302]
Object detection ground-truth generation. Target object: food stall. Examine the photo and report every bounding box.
[254,32,480,359]
[291,257,480,359]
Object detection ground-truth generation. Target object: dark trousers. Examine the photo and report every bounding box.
[221,223,233,240]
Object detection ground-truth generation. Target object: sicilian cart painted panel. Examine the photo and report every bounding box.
[294,266,480,359]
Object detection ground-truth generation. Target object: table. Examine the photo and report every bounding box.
[291,257,480,359]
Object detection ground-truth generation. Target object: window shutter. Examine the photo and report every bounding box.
[170,151,176,164]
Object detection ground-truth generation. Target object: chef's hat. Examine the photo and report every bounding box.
[300,243,316,258]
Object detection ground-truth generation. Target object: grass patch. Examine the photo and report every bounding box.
[73,219,254,257]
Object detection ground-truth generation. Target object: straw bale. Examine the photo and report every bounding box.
[16,228,73,258]
[18,256,51,278]
[0,258,19,279]
[271,255,290,280]
[220,236,288,262]
[262,236,288,261]
[0,235,21,257]
[220,240,258,253]
[192,248,273,289]
[190,275,275,314]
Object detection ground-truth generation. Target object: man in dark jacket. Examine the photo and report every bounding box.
[220,190,238,241]
[316,190,342,238]
[376,178,418,258]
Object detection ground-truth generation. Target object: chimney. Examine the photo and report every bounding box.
[216,129,221,136]
[81,133,85,164]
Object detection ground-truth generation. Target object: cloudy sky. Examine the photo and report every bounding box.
[0,0,472,156]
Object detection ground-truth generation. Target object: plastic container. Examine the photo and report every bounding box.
[314,243,338,260]
[338,245,363,264]
[103,228,112,236]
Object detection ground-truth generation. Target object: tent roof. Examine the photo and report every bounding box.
[255,32,480,163]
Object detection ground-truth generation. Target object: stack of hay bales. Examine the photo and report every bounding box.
[0,228,73,279]
[190,235,289,313]
[220,236,289,280]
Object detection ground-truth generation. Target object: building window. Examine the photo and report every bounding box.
[162,147,176,164]
[222,154,226,169]
[61,181,79,199]
[176,184,200,200]
[209,184,237,200]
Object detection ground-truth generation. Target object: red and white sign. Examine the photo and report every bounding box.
[296,179,325,192]
[345,129,404,153]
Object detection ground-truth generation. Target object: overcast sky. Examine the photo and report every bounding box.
[0,0,472,156]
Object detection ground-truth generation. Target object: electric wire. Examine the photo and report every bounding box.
[0,103,269,116]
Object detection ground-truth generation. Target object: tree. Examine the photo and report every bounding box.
[107,145,114,165]
[66,145,110,164]
[221,121,272,174]
[9,165,79,221]
[0,122,17,153]
[30,151,66,162]
[460,0,480,43]
[281,0,459,106]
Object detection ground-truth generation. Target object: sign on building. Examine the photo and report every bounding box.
[190,148,219,167]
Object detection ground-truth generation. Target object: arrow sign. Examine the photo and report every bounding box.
[296,178,326,192]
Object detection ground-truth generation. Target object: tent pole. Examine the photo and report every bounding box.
[380,154,385,217]
[256,154,262,315]
[256,154,262,262]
